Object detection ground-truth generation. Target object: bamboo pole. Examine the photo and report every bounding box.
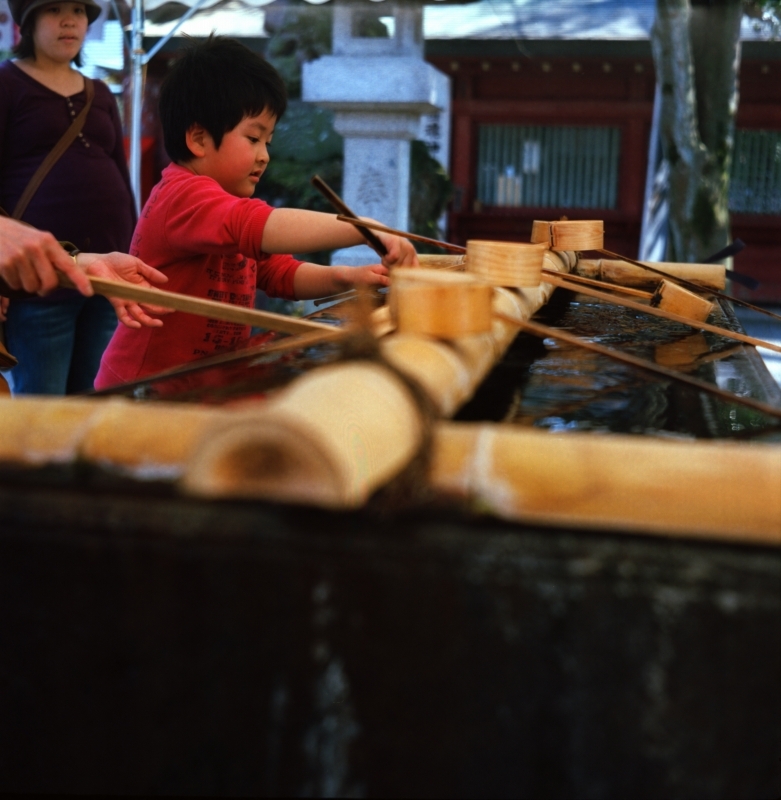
[576,258,725,291]
[543,269,653,300]
[92,328,345,396]
[429,423,781,546]
[336,215,466,254]
[312,176,388,257]
[0,394,227,474]
[64,275,342,338]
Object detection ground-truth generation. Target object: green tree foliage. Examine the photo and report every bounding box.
[409,140,453,253]
[744,0,781,35]
[263,3,333,100]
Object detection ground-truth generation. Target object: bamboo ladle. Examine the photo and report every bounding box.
[335,216,781,354]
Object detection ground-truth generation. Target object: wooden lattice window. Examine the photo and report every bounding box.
[729,129,781,214]
[477,124,621,209]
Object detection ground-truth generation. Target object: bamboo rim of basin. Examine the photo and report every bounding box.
[466,240,547,287]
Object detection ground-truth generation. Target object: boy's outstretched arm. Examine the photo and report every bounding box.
[262,209,418,268]
[293,262,390,300]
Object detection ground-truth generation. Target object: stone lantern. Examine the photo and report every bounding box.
[302,0,450,265]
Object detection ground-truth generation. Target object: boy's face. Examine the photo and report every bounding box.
[187,108,276,198]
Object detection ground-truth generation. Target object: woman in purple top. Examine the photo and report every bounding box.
[0,0,136,394]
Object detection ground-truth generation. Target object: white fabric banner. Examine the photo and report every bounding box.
[0,0,17,54]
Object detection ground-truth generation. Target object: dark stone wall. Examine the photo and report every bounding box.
[0,480,778,798]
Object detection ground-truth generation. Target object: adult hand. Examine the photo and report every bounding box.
[78,252,172,329]
[0,216,93,295]
[0,296,8,322]
[376,231,419,269]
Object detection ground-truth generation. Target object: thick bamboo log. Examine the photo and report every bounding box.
[0,396,219,475]
[429,423,781,546]
[183,361,425,507]
[0,397,104,464]
[81,400,221,478]
[576,258,726,291]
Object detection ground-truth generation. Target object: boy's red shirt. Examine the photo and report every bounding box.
[95,163,301,389]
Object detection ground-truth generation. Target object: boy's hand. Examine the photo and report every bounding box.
[79,252,173,329]
[339,264,390,289]
[375,232,419,268]
[293,262,389,300]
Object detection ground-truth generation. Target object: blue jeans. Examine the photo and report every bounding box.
[0,293,117,395]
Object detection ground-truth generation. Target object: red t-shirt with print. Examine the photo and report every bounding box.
[95,163,301,389]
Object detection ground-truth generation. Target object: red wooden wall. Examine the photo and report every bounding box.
[427,42,781,302]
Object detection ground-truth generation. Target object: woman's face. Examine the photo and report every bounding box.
[32,3,88,64]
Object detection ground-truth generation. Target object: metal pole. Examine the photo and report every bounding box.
[129,0,144,216]
[126,0,209,216]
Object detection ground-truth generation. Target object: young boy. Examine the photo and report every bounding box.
[95,37,417,389]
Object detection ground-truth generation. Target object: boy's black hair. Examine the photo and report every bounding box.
[160,36,288,164]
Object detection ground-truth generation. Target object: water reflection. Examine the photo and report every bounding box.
[457,292,781,440]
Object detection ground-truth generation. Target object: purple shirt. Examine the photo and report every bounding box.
[0,60,135,256]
